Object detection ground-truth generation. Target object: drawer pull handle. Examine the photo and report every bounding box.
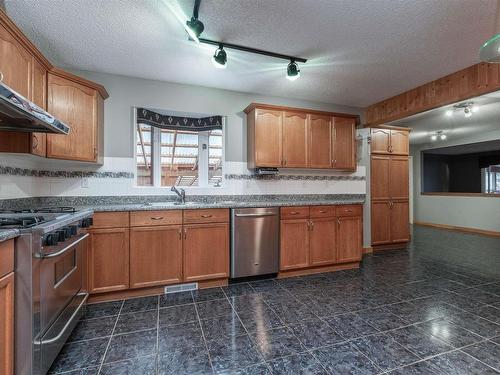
[319,210,327,213]
[0,72,3,82]
[344,209,352,212]
[290,211,299,215]
[201,214,213,218]
[150,217,164,220]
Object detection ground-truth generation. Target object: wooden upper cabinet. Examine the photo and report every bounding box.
[337,216,362,262]
[390,130,409,155]
[130,225,183,288]
[370,128,391,154]
[183,223,229,282]
[47,72,104,162]
[251,109,283,167]
[389,156,409,200]
[30,58,47,157]
[332,116,356,170]
[280,219,309,270]
[88,228,129,293]
[0,272,14,375]
[371,155,390,200]
[282,111,308,168]
[0,22,32,97]
[309,218,336,266]
[309,114,332,168]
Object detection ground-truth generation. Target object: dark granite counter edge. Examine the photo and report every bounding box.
[0,229,19,242]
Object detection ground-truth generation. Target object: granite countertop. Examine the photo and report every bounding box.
[0,229,19,242]
[74,197,365,212]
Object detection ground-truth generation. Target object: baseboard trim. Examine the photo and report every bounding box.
[278,262,360,278]
[414,221,500,238]
[87,278,228,304]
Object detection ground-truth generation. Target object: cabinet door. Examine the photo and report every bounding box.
[280,219,309,270]
[337,216,362,263]
[390,130,409,155]
[0,23,32,97]
[370,128,391,154]
[30,58,47,157]
[47,73,98,162]
[390,156,409,200]
[391,201,410,243]
[88,228,129,293]
[309,218,336,266]
[282,111,308,167]
[309,114,332,168]
[254,109,282,167]
[0,272,14,375]
[130,225,183,288]
[371,155,390,200]
[371,201,391,245]
[332,117,356,170]
[183,223,229,282]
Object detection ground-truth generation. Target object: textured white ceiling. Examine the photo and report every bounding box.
[390,91,500,144]
[3,0,498,107]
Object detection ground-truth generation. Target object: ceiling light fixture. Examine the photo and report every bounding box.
[181,0,307,77]
[440,133,447,140]
[286,60,300,81]
[212,44,227,69]
[430,131,447,142]
[453,102,477,118]
[479,2,500,62]
[184,0,204,43]
[431,134,438,141]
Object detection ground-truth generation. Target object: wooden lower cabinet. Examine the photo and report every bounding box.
[309,218,336,266]
[130,225,183,289]
[0,272,14,375]
[183,223,229,282]
[280,219,310,270]
[337,216,362,262]
[391,201,410,243]
[371,200,409,246]
[88,228,129,293]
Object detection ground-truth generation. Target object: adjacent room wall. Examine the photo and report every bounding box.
[411,128,500,233]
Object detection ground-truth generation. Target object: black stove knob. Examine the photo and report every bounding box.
[69,225,78,236]
[56,230,66,241]
[63,227,72,238]
[81,218,93,228]
[43,233,58,246]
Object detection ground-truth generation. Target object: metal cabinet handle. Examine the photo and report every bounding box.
[319,210,327,213]
[32,134,38,149]
[183,228,187,239]
[283,159,287,166]
[201,214,213,218]
[178,228,182,240]
[337,218,341,226]
[344,209,352,212]
[0,72,3,82]
[290,211,299,215]
[235,213,277,217]
[150,217,164,220]
[310,221,314,230]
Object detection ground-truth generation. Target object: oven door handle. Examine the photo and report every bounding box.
[39,233,89,259]
[33,293,88,345]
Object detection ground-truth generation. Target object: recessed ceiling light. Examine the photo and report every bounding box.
[212,45,227,69]
[286,60,300,81]
[445,110,453,117]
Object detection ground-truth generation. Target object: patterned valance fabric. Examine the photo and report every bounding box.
[137,108,222,131]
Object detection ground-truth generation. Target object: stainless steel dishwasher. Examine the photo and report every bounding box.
[231,207,280,278]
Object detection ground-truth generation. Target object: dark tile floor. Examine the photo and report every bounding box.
[50,225,500,374]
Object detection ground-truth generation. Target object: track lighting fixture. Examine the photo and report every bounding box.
[430,131,447,142]
[212,44,227,69]
[179,0,307,77]
[453,102,477,118]
[286,61,300,81]
[431,134,437,141]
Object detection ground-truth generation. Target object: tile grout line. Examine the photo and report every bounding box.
[192,290,216,375]
[96,299,125,375]
[155,295,159,375]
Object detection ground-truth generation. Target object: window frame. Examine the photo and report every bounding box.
[133,109,225,188]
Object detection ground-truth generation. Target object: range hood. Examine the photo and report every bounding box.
[0,81,70,134]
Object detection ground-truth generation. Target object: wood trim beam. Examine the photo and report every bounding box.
[414,221,500,238]
[364,62,500,127]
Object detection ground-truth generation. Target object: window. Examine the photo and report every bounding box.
[485,165,500,193]
[136,119,223,187]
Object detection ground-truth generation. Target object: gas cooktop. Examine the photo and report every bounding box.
[0,207,79,229]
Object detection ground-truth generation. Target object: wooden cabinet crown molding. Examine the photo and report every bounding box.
[244,103,360,123]
[0,8,52,70]
[364,62,500,127]
[49,67,109,99]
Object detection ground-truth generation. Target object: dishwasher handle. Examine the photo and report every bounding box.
[234,212,277,217]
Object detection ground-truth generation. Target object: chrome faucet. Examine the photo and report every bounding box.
[171,186,186,204]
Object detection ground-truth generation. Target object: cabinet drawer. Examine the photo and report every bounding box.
[183,209,229,224]
[335,205,362,217]
[280,206,310,219]
[92,212,129,229]
[130,210,182,227]
[310,206,336,218]
[0,240,14,278]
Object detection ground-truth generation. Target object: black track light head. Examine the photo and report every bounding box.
[212,44,227,69]
[287,60,300,81]
[185,16,204,43]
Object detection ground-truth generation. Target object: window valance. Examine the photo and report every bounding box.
[137,108,222,131]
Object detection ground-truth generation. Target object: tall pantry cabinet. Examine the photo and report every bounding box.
[370,127,411,248]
